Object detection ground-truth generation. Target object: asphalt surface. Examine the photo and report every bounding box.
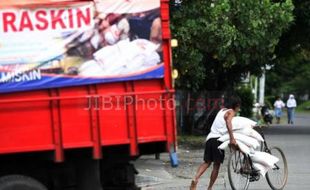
[248,113,310,190]
[134,112,310,190]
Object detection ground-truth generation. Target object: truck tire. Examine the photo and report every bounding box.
[0,175,48,190]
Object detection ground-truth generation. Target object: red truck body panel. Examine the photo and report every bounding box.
[0,0,176,162]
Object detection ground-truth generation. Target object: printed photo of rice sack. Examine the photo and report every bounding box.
[65,0,163,77]
[0,0,164,93]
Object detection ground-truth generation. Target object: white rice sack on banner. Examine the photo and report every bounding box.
[79,60,105,77]
[250,151,279,167]
[236,140,251,155]
[253,163,271,177]
[218,133,260,149]
[218,140,230,150]
[232,116,257,130]
[84,39,160,76]
[235,127,264,142]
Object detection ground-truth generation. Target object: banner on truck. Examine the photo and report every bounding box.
[0,0,163,93]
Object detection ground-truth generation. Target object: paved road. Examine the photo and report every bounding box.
[248,113,310,190]
[135,112,310,190]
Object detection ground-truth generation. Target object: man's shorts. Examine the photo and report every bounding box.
[204,138,225,163]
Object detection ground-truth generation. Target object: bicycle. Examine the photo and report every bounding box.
[227,126,288,190]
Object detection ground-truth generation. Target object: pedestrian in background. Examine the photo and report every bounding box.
[190,96,240,190]
[286,94,297,124]
[274,96,285,124]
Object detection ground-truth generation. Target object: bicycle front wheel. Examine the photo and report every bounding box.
[266,147,288,190]
[228,150,250,190]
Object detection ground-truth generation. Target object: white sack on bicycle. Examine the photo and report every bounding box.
[234,127,264,142]
[217,134,230,142]
[250,151,279,167]
[218,140,252,155]
[218,133,260,149]
[232,116,257,130]
[253,163,271,177]
[218,140,230,150]
[236,140,252,154]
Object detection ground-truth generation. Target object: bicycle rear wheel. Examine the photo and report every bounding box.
[266,147,288,190]
[228,150,250,190]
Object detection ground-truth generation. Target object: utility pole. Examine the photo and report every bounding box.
[253,77,258,103]
[259,71,265,105]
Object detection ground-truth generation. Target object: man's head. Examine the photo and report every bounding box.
[226,96,241,112]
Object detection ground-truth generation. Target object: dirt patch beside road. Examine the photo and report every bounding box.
[136,137,228,189]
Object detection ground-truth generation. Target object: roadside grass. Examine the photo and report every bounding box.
[296,101,310,113]
[177,135,205,149]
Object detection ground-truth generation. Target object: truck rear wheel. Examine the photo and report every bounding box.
[100,162,140,190]
[0,175,47,190]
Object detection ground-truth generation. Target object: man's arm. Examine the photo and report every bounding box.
[150,17,162,45]
[224,110,238,148]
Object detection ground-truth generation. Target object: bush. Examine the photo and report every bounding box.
[296,101,310,112]
[264,95,275,109]
[236,86,254,118]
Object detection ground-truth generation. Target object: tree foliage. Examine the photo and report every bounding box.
[171,0,294,91]
[236,86,254,117]
[266,0,310,97]
[266,50,310,96]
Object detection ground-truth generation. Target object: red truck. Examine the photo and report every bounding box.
[0,0,177,189]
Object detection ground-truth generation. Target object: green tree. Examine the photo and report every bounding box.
[171,0,294,92]
[266,50,310,96]
[236,86,254,118]
[266,0,310,97]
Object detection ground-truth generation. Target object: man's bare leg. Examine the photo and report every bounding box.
[207,162,221,190]
[190,161,211,190]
